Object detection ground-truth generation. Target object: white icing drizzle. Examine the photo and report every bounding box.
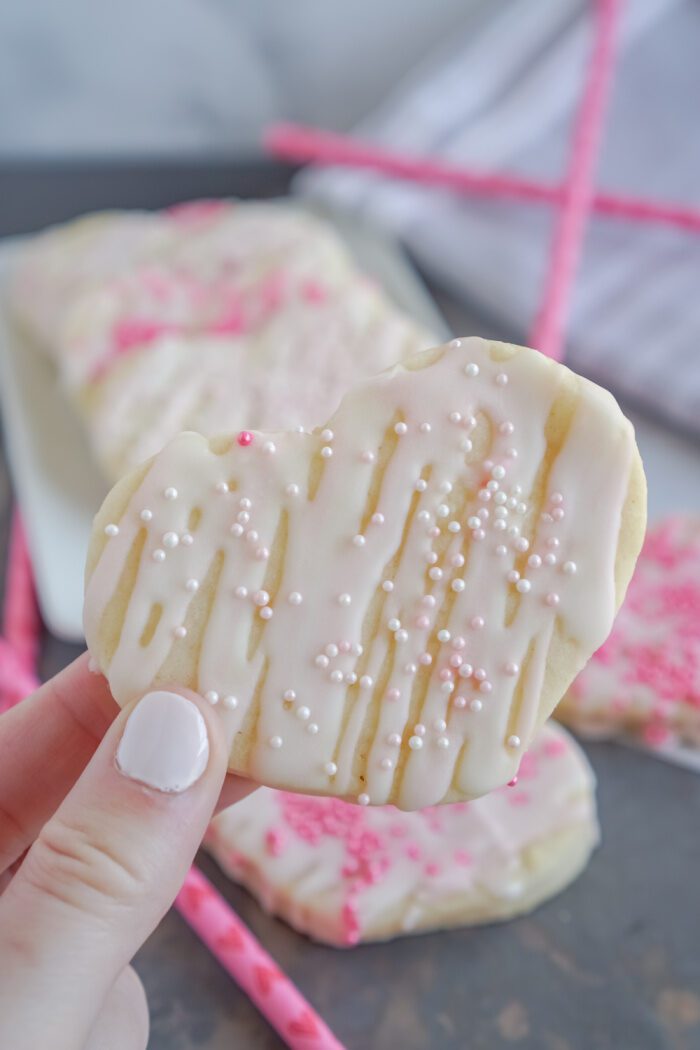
[84,337,637,808]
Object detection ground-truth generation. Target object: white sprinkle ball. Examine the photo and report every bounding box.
[358,793,370,806]
[492,465,506,480]
[472,529,486,542]
[222,695,238,710]
[552,507,565,522]
[338,592,352,606]
[415,479,428,492]
[286,483,300,497]
[437,629,451,644]
[307,723,319,735]
[387,688,401,701]
[330,670,344,684]
[360,450,375,464]
[419,652,433,666]
[380,757,394,771]
[461,438,474,453]
[246,530,259,544]
[186,578,200,593]
[528,555,542,569]
[458,663,474,679]
[495,492,508,506]
[479,680,493,694]
[495,544,508,557]
[239,497,252,510]
[544,553,557,567]
[326,643,339,658]
[551,492,564,505]
[382,580,394,593]
[449,411,462,424]
[181,532,194,547]
[507,735,521,749]
[516,579,532,594]
[296,706,311,721]
[419,422,432,433]
[394,421,408,436]
[259,606,273,620]
[253,589,270,607]
[441,680,455,694]
[215,481,229,494]
[422,594,437,608]
[515,537,530,553]
[315,654,329,669]
[546,592,561,607]
[230,523,244,537]
[451,553,465,568]
[500,421,515,436]
[164,487,178,501]
[387,733,402,747]
[325,762,338,776]
[507,569,520,584]
[394,629,409,644]
[425,552,438,565]
[371,512,385,525]
[152,548,166,563]
[352,534,366,547]
[548,537,560,549]
[451,578,466,593]
[414,723,426,737]
[321,428,334,442]
[234,585,247,599]
[429,567,443,581]
[487,480,499,493]
[360,675,374,690]
[404,663,418,675]
[408,736,424,750]
[387,617,401,632]
[321,446,333,459]
[469,698,483,713]
[437,503,450,519]
[454,695,467,709]
[437,736,450,749]
[352,643,364,656]
[104,523,119,537]
[269,735,283,749]
[140,509,153,522]
[205,691,219,705]
[163,531,179,549]
[448,521,461,534]
[464,362,479,377]
[237,511,250,525]
[283,689,297,702]
[505,661,520,676]
[563,561,578,575]
[495,372,508,386]
[288,591,303,605]
[434,718,447,733]
[345,672,357,685]
[470,615,485,630]
[173,626,187,639]
[263,441,276,455]
[474,667,487,682]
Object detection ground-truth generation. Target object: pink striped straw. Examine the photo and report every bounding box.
[265,123,700,236]
[176,868,346,1050]
[0,511,346,1050]
[530,0,622,360]
[3,515,40,672]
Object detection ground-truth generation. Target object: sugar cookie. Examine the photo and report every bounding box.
[206,723,599,945]
[559,515,700,750]
[84,337,646,807]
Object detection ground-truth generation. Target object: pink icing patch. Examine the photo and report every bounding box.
[112,318,174,354]
[165,199,229,223]
[265,828,286,857]
[301,279,328,303]
[237,431,254,447]
[453,849,473,867]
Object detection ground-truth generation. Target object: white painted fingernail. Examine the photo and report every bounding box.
[116,691,209,793]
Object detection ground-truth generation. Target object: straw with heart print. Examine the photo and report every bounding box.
[0,512,346,1050]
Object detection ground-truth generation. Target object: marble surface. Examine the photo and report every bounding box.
[1,164,699,1050]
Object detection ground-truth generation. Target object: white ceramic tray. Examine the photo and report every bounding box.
[0,207,449,642]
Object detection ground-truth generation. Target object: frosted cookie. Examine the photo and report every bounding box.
[558,516,700,750]
[84,337,646,807]
[205,723,599,946]
[10,200,354,377]
[79,277,433,480]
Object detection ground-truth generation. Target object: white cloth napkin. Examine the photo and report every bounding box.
[298,0,700,437]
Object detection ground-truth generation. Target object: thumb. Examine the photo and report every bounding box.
[0,688,230,1050]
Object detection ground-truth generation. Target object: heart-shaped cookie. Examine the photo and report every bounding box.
[558,515,700,750]
[84,337,646,808]
[205,722,599,946]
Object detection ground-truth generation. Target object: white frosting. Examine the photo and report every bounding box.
[85,337,639,808]
[206,723,598,945]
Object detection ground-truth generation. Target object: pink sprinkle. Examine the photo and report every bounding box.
[453,848,472,866]
[301,278,328,303]
[507,775,519,787]
[237,431,253,447]
[424,862,441,878]
[643,723,671,748]
[265,828,285,857]
[406,843,422,861]
[165,198,229,223]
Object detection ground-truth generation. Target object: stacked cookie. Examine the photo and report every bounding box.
[11,200,434,480]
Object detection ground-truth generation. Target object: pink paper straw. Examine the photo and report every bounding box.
[175,867,346,1050]
[3,514,40,672]
[0,637,39,712]
[265,123,700,236]
[529,0,622,360]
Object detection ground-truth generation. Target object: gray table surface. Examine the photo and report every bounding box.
[1,165,699,1050]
